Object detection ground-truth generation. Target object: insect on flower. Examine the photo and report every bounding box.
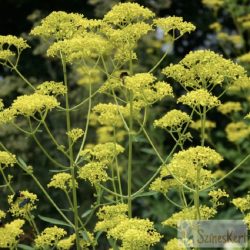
[161,175,174,181]
[120,71,129,84]
[19,198,31,208]
[12,191,23,202]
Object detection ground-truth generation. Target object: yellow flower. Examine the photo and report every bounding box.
[243,213,250,229]
[209,188,229,207]
[163,50,246,89]
[66,128,84,142]
[103,3,155,25]
[0,35,29,50]
[245,113,250,119]
[108,218,162,250]
[0,108,16,125]
[0,151,16,166]
[8,190,38,218]
[177,89,221,109]
[47,34,110,62]
[78,162,108,185]
[154,109,190,130]
[217,32,244,48]
[232,195,250,212]
[202,0,224,10]
[162,206,217,227]
[154,16,195,37]
[48,173,77,191]
[0,50,15,61]
[30,11,87,40]
[11,93,59,116]
[164,238,187,250]
[209,22,222,32]
[228,76,250,93]
[57,234,76,250]
[0,219,25,249]
[190,119,216,130]
[217,102,242,115]
[36,81,67,96]
[96,126,126,143]
[34,226,67,249]
[225,122,250,142]
[0,210,6,220]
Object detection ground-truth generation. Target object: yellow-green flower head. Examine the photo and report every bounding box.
[47,34,110,62]
[164,238,187,250]
[154,109,190,130]
[238,14,250,30]
[232,195,250,213]
[163,50,246,89]
[47,173,77,191]
[66,128,84,143]
[217,33,244,48]
[76,66,102,86]
[0,35,29,50]
[108,218,162,250]
[154,16,196,37]
[11,93,59,116]
[190,119,216,130]
[103,3,155,26]
[30,11,87,40]
[244,213,250,229]
[8,190,38,218]
[0,151,16,166]
[238,52,250,63]
[125,73,155,91]
[177,89,221,109]
[95,204,128,232]
[92,103,127,127]
[96,126,126,143]
[245,112,250,119]
[0,219,25,249]
[36,81,67,96]
[202,0,224,10]
[228,76,250,93]
[170,146,223,169]
[0,50,15,61]
[80,142,124,163]
[225,122,250,143]
[0,108,17,125]
[0,210,6,220]
[217,101,242,115]
[162,206,217,227]
[34,226,67,249]
[57,234,76,250]
[209,22,222,32]
[209,188,229,207]
[78,162,108,185]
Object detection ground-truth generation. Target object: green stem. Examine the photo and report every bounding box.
[0,165,14,193]
[60,52,80,249]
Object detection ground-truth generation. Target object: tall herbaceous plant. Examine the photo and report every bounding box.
[0,2,249,250]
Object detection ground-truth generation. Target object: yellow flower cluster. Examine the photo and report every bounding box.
[57,234,76,250]
[209,188,229,207]
[0,219,25,249]
[228,76,250,93]
[0,35,29,61]
[108,218,162,250]
[237,14,250,30]
[96,126,126,143]
[103,2,155,25]
[47,34,110,62]
[66,128,84,142]
[0,151,16,166]
[245,113,250,119]
[163,50,246,89]
[238,52,250,63]
[30,11,86,40]
[48,172,77,191]
[153,109,190,130]
[78,161,108,185]
[217,32,244,48]
[95,204,128,232]
[154,16,196,37]
[95,204,161,250]
[0,108,16,125]
[232,195,250,212]
[8,190,38,218]
[0,210,6,219]
[162,206,217,227]
[34,226,66,249]
[11,93,59,116]
[36,81,67,96]
[217,102,242,115]
[202,0,224,10]
[190,120,216,130]
[177,89,221,109]
[0,99,4,111]
[124,73,173,107]
[164,238,187,250]
[225,122,250,143]
[92,103,127,127]
[209,22,222,32]
[243,213,250,229]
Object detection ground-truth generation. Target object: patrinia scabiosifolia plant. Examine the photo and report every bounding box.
[0,2,250,250]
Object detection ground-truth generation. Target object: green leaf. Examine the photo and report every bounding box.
[18,244,34,250]
[38,215,72,228]
[133,191,157,198]
[81,209,92,218]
